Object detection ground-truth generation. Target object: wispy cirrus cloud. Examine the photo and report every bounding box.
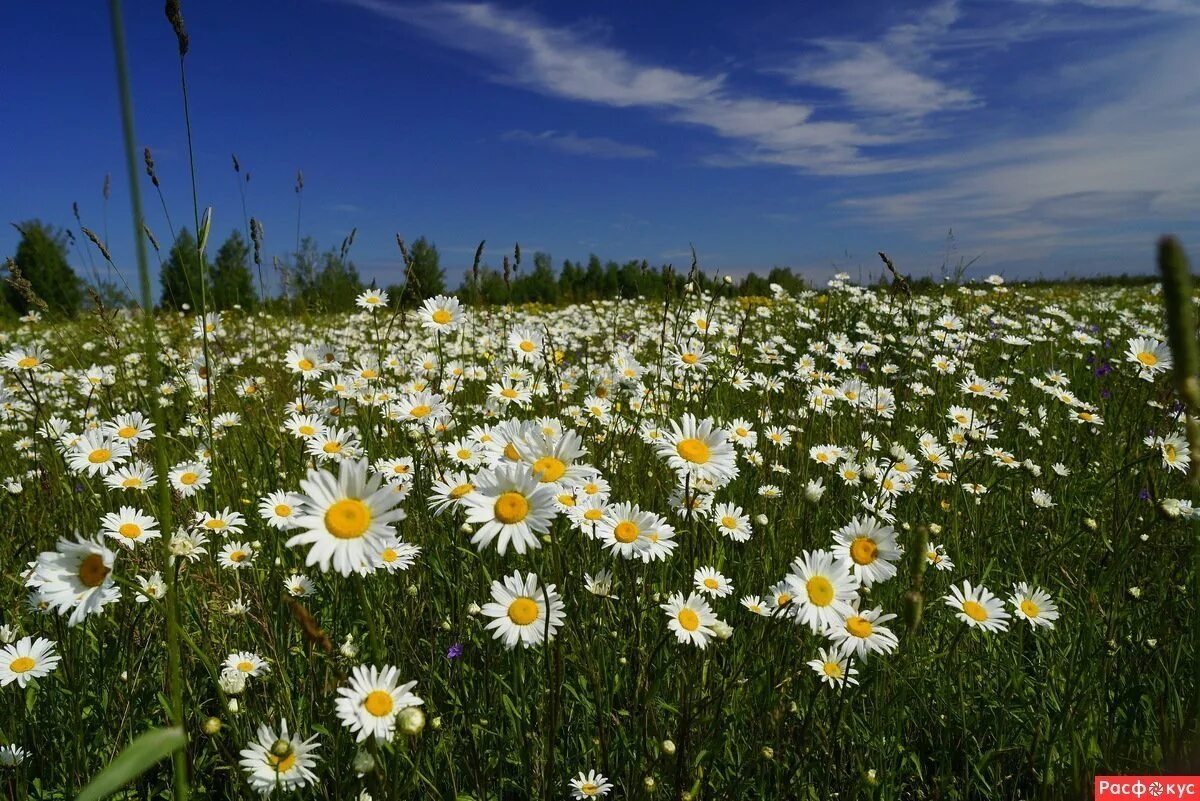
[501,129,655,159]
[340,0,913,175]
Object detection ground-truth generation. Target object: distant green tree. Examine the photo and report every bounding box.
[6,221,83,316]
[400,237,445,305]
[291,237,363,311]
[159,228,212,310]
[211,230,256,309]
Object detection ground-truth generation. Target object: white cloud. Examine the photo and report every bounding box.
[341,0,910,174]
[501,129,656,159]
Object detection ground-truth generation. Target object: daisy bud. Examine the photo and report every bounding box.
[227,698,239,713]
[754,514,768,526]
[1128,586,1142,599]
[644,777,657,791]
[441,620,451,631]
[864,769,878,786]
[352,749,375,774]
[459,524,472,534]
[712,620,734,640]
[398,706,426,736]
[1084,518,1097,530]
[431,716,442,730]
[723,275,732,284]
[761,746,774,759]
[661,740,676,756]
[467,603,481,616]
[202,717,222,735]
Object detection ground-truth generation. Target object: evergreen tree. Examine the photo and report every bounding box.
[211,230,256,309]
[159,228,212,310]
[6,221,83,316]
[400,237,445,305]
[291,237,363,311]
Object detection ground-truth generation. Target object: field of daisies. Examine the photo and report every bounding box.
[1,275,1197,800]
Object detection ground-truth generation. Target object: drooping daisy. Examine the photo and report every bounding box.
[0,636,60,687]
[825,605,900,660]
[25,536,120,626]
[428,471,476,515]
[661,592,718,648]
[335,664,423,742]
[284,574,315,598]
[461,464,558,556]
[830,516,902,588]
[1009,582,1059,629]
[99,506,161,550]
[944,581,1010,633]
[657,414,738,487]
[741,595,769,616]
[287,459,407,576]
[239,719,320,795]
[807,646,859,688]
[480,571,565,649]
[104,461,157,491]
[135,572,168,603]
[693,566,734,598]
[784,550,860,632]
[568,770,613,799]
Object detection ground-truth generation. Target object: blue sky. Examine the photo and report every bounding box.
[2,0,1199,289]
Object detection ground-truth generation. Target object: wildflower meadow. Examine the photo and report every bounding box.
[2,3,1199,801]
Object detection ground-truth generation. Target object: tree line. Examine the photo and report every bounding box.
[1,220,812,319]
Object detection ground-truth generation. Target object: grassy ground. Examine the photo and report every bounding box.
[0,279,1197,800]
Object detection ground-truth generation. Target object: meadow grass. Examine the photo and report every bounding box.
[0,273,1198,800]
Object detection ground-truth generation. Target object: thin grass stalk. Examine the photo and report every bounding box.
[107,2,189,799]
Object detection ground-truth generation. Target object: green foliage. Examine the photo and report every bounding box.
[290,236,363,312]
[75,727,187,801]
[399,236,446,305]
[159,228,211,311]
[6,220,84,317]
[210,230,257,310]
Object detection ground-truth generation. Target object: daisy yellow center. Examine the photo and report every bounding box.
[117,426,138,438]
[268,752,296,773]
[298,425,315,436]
[681,353,698,365]
[238,661,255,672]
[323,442,342,454]
[180,472,199,486]
[500,388,518,399]
[494,492,530,524]
[88,448,111,464]
[381,548,398,562]
[846,616,873,638]
[776,593,792,606]
[297,358,314,371]
[364,690,394,717]
[822,661,844,678]
[10,656,35,673]
[703,577,719,590]
[432,309,452,325]
[1136,351,1158,366]
[676,438,710,464]
[677,608,700,631]
[229,551,248,563]
[962,600,989,622]
[584,508,603,521]
[275,504,292,517]
[532,456,566,483]
[849,537,878,565]
[118,523,142,539]
[325,498,372,539]
[806,576,834,607]
[503,443,521,461]
[409,405,431,418]
[205,519,225,529]
[614,521,639,543]
[17,357,38,368]
[78,553,110,588]
[581,782,600,795]
[1165,444,1178,461]
[507,597,539,625]
[519,341,535,352]
[122,477,142,488]
[1020,599,1040,618]
[361,369,378,379]
[449,483,473,499]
